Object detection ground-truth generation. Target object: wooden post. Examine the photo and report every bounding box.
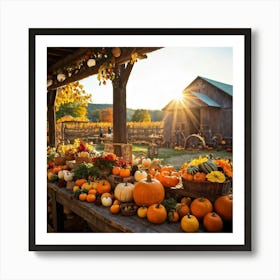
[112,63,134,156]
[47,90,57,147]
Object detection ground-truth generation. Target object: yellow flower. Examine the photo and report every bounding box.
[189,156,208,166]
[206,171,226,183]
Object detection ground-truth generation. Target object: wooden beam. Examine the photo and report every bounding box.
[47,90,57,147]
[47,47,161,90]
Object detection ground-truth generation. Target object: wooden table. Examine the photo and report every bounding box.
[47,182,183,233]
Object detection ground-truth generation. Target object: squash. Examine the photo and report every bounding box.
[206,171,226,183]
[181,213,199,232]
[112,166,121,176]
[176,203,190,219]
[101,195,113,207]
[63,171,74,182]
[137,206,148,218]
[214,194,233,221]
[199,160,218,174]
[134,170,148,182]
[190,197,213,220]
[75,178,87,187]
[147,203,167,224]
[119,168,131,178]
[133,175,165,206]
[142,158,152,168]
[114,182,135,202]
[187,165,200,175]
[168,210,179,223]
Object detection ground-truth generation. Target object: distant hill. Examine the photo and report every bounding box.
[87,103,163,122]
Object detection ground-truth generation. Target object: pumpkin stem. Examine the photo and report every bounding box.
[146,174,152,182]
[211,212,217,217]
[187,212,191,219]
[156,203,161,208]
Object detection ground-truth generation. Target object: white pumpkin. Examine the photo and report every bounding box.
[114,182,135,202]
[63,171,74,182]
[134,170,148,182]
[101,196,112,207]
[58,170,66,180]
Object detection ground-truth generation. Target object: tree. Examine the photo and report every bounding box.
[87,109,101,122]
[100,108,113,122]
[131,109,151,122]
[55,81,92,119]
[150,110,164,121]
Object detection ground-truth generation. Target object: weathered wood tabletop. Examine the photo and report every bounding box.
[47,182,183,233]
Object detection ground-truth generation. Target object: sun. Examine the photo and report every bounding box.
[174,91,184,102]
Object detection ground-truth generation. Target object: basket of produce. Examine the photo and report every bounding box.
[181,156,232,201]
[120,203,138,216]
[54,156,66,166]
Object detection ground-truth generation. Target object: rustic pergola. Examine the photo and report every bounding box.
[47,47,161,155]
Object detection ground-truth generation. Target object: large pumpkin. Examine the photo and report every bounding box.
[214,194,233,221]
[133,175,165,206]
[147,203,167,224]
[97,179,111,194]
[114,182,135,202]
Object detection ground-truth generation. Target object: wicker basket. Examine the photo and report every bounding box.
[120,203,138,216]
[75,157,92,164]
[182,179,232,201]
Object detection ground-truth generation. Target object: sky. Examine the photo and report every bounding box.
[80,47,232,110]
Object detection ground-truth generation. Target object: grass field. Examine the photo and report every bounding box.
[96,143,232,170]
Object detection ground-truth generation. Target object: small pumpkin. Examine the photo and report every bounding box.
[97,179,111,194]
[75,178,87,187]
[134,170,148,182]
[193,172,206,182]
[203,212,223,232]
[176,203,190,219]
[58,170,66,180]
[110,204,120,214]
[142,158,152,168]
[147,203,167,224]
[114,182,135,202]
[159,165,175,172]
[168,210,179,223]
[214,194,233,221]
[181,172,193,181]
[119,168,131,178]
[137,206,148,218]
[181,213,200,233]
[190,197,213,220]
[63,171,74,182]
[101,195,113,207]
[112,166,121,176]
[133,175,165,207]
[181,197,192,206]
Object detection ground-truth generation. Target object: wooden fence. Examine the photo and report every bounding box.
[56,121,163,144]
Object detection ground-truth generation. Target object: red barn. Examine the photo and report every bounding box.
[162,76,233,148]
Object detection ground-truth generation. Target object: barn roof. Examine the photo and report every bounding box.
[198,76,233,96]
[190,91,221,107]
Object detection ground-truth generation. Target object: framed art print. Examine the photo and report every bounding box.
[29,28,251,251]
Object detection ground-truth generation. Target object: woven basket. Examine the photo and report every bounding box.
[182,179,232,201]
[120,203,138,216]
[75,157,92,164]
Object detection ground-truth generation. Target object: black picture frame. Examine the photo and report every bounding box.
[29,28,251,251]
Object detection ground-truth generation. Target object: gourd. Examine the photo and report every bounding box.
[58,170,66,180]
[206,171,226,183]
[101,195,113,207]
[147,203,167,224]
[114,182,135,202]
[176,203,190,219]
[158,171,179,187]
[181,213,200,233]
[137,206,148,218]
[133,175,165,206]
[119,168,131,178]
[63,171,74,182]
[190,197,213,220]
[199,160,218,174]
[187,165,200,175]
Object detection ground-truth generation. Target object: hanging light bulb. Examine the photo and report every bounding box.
[57,73,66,82]
[87,58,96,67]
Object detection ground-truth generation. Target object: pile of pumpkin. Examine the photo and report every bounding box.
[47,164,232,233]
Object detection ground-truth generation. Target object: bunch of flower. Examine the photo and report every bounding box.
[92,152,117,170]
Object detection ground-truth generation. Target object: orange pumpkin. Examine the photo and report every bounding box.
[110,204,120,214]
[112,166,121,176]
[75,178,87,187]
[176,203,190,219]
[193,172,206,182]
[133,175,165,207]
[53,167,62,174]
[168,210,179,223]
[203,212,223,232]
[214,194,233,221]
[97,179,111,194]
[190,197,213,220]
[147,203,167,224]
[119,168,131,178]
[159,171,179,187]
[182,172,193,181]
[159,165,175,172]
